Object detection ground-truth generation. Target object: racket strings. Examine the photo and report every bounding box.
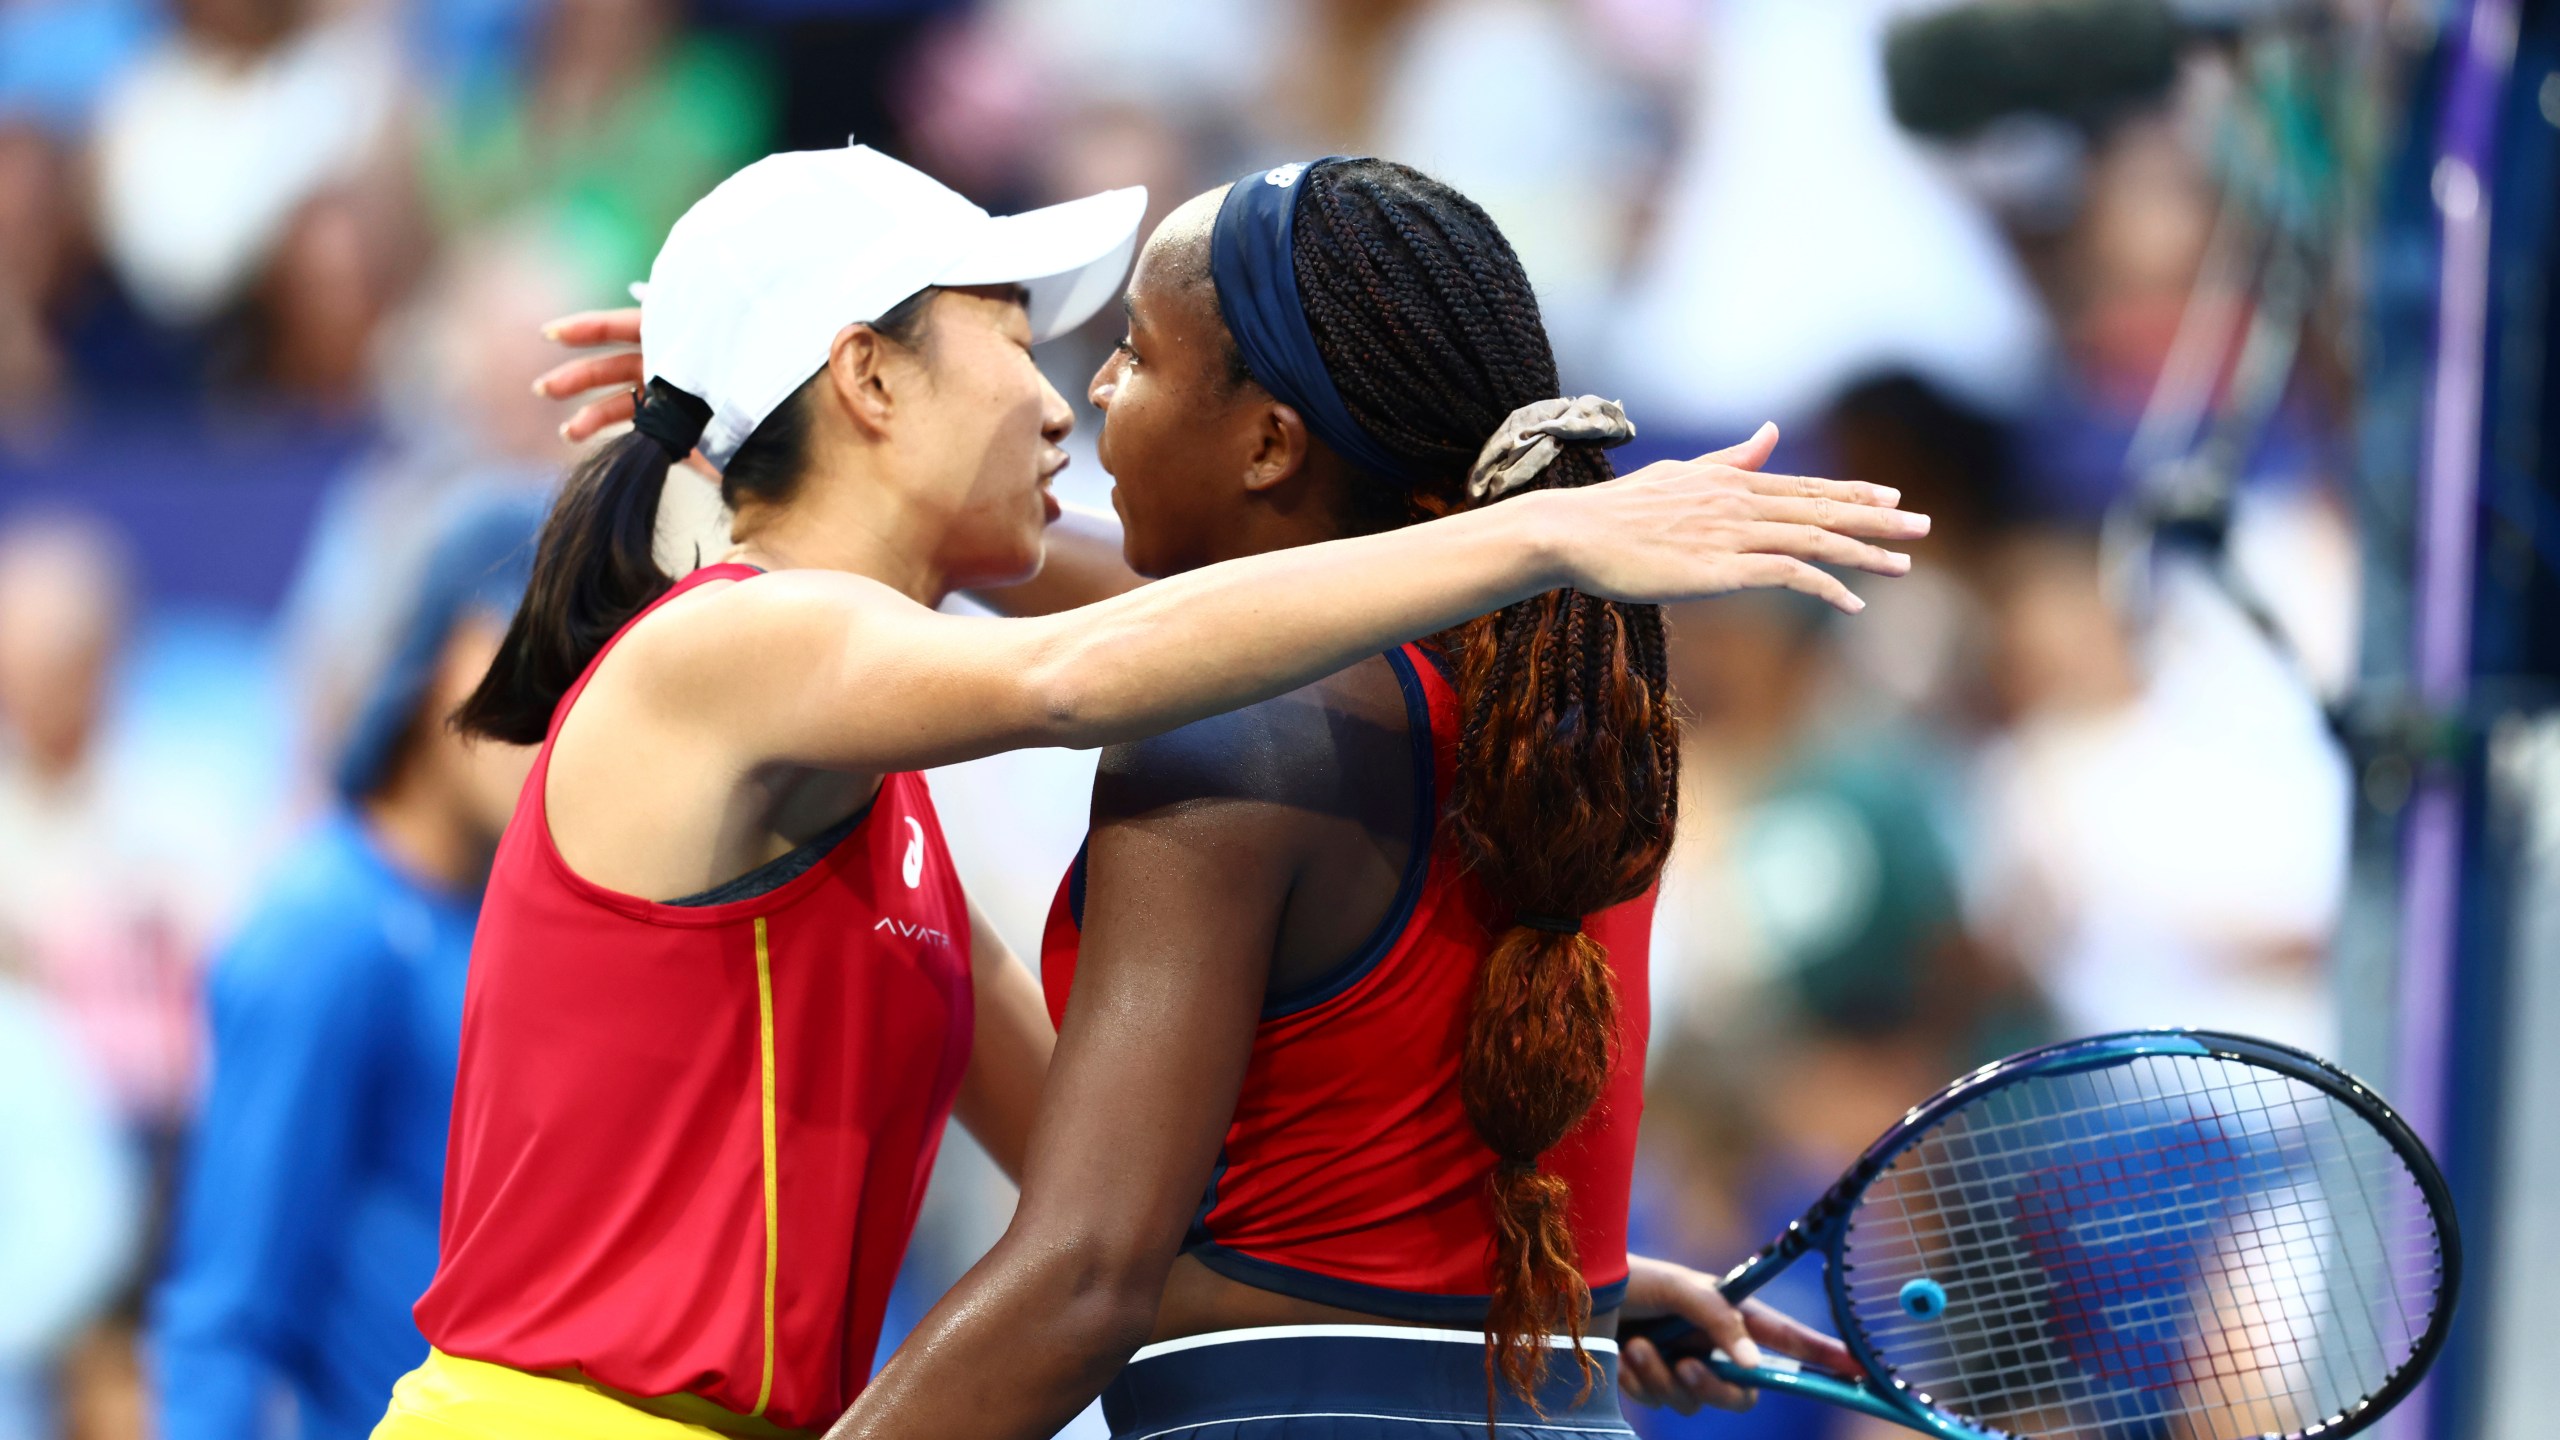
[1900,1063,2416,1437]
[1836,1053,2444,1440]
[1864,1061,2432,1437]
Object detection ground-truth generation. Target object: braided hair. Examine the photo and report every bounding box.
[1289,159,1680,1408]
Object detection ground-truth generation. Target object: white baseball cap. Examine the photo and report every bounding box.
[639,144,1147,467]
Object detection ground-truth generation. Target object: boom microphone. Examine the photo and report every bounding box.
[1884,0,2314,141]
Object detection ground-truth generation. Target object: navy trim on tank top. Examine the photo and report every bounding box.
[1416,637,1456,688]
[665,799,872,907]
[1259,646,1437,1019]
[1181,1242,1630,1325]
[1067,838,1090,927]
[1132,640,1629,1331]
[1182,1148,1230,1251]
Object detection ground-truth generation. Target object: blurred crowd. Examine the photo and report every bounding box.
[0,0,2368,1437]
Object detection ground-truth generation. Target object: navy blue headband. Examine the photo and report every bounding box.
[1210,157,1415,481]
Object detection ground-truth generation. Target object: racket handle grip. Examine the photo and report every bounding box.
[1615,1319,1777,1388]
[1620,1314,1706,1352]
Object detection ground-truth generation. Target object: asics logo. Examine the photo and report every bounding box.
[901,816,925,889]
[872,917,953,948]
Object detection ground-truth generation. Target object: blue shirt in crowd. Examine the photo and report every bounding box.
[150,812,478,1440]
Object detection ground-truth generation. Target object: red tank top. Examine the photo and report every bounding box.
[414,565,975,1430]
[1039,643,1652,1322]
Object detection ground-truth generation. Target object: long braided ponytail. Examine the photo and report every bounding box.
[1288,160,1681,1408]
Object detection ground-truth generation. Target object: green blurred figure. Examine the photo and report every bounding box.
[422,0,774,296]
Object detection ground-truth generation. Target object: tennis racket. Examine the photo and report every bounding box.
[1624,1029,2460,1440]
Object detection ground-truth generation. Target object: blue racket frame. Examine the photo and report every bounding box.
[1630,1028,2462,1440]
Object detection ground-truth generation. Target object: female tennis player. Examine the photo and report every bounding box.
[382,144,1916,1440]
[794,158,1914,1440]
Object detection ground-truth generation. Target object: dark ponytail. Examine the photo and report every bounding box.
[453,384,696,743]
[1288,160,1680,1409]
[457,288,940,744]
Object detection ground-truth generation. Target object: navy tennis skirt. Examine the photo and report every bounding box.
[1099,1326,1636,1440]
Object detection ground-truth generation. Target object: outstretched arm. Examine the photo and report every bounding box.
[641,425,1925,778]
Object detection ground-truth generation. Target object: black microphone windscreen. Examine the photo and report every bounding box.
[1885,0,2184,140]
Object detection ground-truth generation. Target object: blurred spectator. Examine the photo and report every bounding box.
[0,972,141,1440]
[703,0,957,160]
[0,122,78,441]
[2008,112,2226,523]
[0,512,196,1140]
[991,0,1280,120]
[1956,93,2356,1054]
[1604,0,2047,436]
[1034,100,1203,243]
[0,509,178,1440]
[1368,0,1652,376]
[423,0,774,296]
[0,0,158,439]
[1629,1019,1944,1440]
[1967,524,2350,1052]
[149,496,541,1440]
[1818,370,2018,731]
[1277,0,1429,149]
[280,224,587,772]
[889,12,1054,205]
[89,0,418,405]
[1650,588,2041,1069]
[2045,114,2221,414]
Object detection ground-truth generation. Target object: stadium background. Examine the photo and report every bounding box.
[0,1,2551,1438]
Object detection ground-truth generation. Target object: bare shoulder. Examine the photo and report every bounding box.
[634,567,914,643]
[608,567,918,695]
[545,568,923,889]
[1092,653,1408,824]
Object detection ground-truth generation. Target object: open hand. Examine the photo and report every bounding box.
[532,307,646,443]
[1616,1253,1859,1415]
[1537,423,1926,613]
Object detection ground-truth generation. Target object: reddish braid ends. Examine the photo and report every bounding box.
[1288,160,1682,1413]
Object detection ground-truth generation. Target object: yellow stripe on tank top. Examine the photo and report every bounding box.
[751,917,780,1418]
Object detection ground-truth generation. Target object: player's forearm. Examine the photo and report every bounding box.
[1020,498,1558,750]
[825,1234,1162,1440]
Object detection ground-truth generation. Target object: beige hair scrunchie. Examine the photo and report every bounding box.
[1465,396,1638,502]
